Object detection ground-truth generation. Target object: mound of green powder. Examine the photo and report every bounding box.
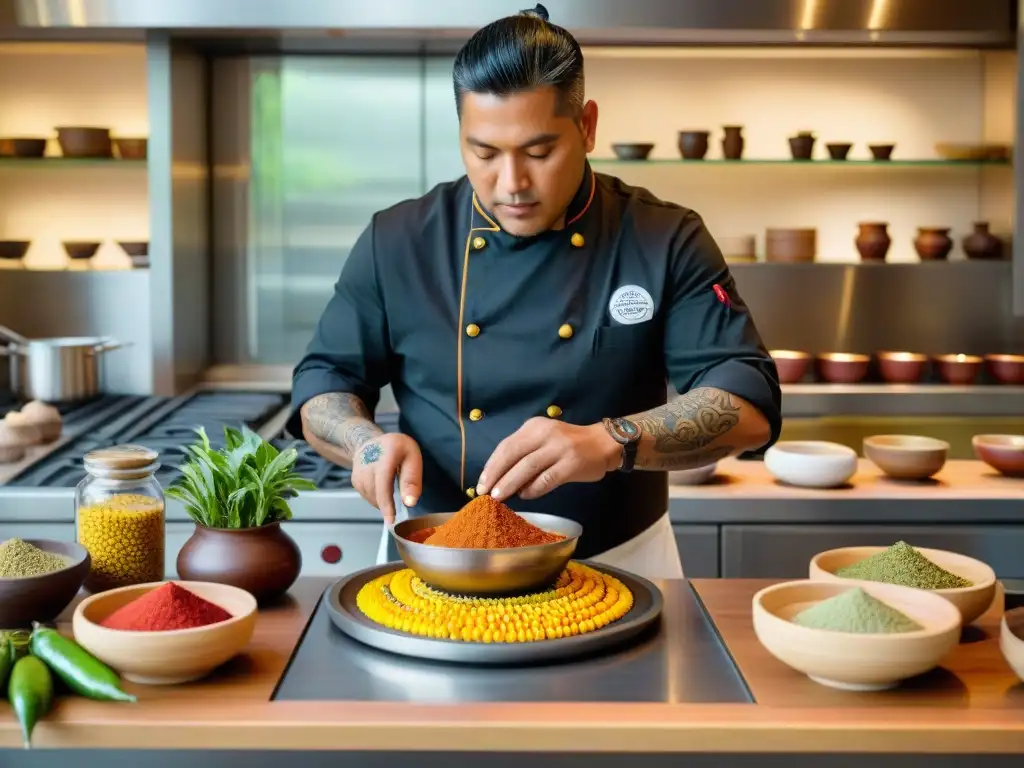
[792,587,923,634]
[835,541,972,590]
[0,538,69,578]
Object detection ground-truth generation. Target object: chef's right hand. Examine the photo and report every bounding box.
[350,433,422,525]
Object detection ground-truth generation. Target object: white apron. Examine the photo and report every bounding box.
[376,485,684,581]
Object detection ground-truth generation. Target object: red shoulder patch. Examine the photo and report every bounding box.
[712,283,731,308]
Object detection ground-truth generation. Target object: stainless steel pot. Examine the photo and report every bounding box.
[0,324,129,402]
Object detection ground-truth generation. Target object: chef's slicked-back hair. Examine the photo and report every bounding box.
[452,4,585,118]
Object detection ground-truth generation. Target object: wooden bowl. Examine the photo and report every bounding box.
[809,546,997,625]
[825,142,852,160]
[876,351,927,384]
[770,350,811,383]
[1000,607,1024,682]
[753,579,961,691]
[863,434,949,480]
[764,441,857,488]
[56,126,112,158]
[72,580,258,685]
[972,434,1024,477]
[62,241,101,260]
[869,143,895,161]
[611,143,654,161]
[985,354,1024,385]
[766,228,816,263]
[0,137,47,158]
[0,240,30,260]
[934,353,983,384]
[117,241,148,257]
[816,352,870,384]
[113,137,147,160]
[0,539,90,628]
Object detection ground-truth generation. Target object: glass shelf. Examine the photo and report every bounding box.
[0,157,146,167]
[590,158,1011,167]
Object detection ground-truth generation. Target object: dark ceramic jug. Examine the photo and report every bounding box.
[855,222,891,262]
[913,227,953,261]
[176,521,302,604]
[678,130,709,160]
[962,222,1003,260]
[721,125,744,160]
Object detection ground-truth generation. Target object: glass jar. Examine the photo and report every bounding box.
[75,445,165,592]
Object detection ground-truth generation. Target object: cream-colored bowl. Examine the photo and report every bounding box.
[72,580,258,685]
[669,462,718,486]
[863,434,949,480]
[1000,607,1024,681]
[764,440,857,488]
[753,579,962,691]
[809,546,997,625]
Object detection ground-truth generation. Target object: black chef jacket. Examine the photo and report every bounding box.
[289,162,781,558]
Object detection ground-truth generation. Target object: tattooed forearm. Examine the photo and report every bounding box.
[301,392,384,466]
[626,387,766,472]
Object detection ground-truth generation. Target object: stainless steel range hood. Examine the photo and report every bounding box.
[2,0,1017,48]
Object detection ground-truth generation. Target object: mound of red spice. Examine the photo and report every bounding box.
[99,582,233,632]
[423,495,565,549]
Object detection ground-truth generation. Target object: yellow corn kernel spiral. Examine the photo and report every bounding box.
[356,562,633,643]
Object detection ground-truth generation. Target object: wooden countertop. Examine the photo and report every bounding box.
[670,458,1022,499]
[1,578,1021,754]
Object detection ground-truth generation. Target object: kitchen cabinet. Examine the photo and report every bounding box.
[721,524,1024,579]
[674,524,719,578]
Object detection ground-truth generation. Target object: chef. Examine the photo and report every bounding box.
[288,5,782,580]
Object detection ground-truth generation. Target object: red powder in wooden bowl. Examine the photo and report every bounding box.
[99,582,233,632]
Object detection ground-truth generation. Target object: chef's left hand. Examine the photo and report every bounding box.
[477,418,621,502]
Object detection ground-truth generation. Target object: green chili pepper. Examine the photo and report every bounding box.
[29,624,136,703]
[0,637,11,690]
[8,655,54,749]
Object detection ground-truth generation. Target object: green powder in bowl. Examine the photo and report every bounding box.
[834,541,972,590]
[792,587,923,634]
[0,538,70,578]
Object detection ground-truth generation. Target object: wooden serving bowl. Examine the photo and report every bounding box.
[770,350,811,383]
[56,126,112,158]
[72,580,258,685]
[816,352,870,384]
[863,435,949,480]
[809,546,997,625]
[753,579,961,691]
[0,539,90,628]
[876,351,928,384]
[972,434,1024,477]
[985,354,1024,385]
[934,353,983,385]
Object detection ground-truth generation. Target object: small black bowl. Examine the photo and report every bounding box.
[611,143,655,161]
[0,240,30,260]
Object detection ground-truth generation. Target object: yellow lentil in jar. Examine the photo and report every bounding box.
[77,493,165,591]
[357,562,634,643]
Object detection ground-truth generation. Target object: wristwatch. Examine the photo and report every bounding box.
[602,417,641,473]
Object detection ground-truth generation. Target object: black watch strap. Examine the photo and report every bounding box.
[603,417,641,473]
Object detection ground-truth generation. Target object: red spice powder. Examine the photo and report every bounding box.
[99,582,233,632]
[423,495,564,549]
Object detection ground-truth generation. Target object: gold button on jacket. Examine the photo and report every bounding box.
[469,408,483,421]
[570,233,585,248]
[472,236,487,250]
[466,323,480,337]
[546,405,563,418]
[558,323,574,339]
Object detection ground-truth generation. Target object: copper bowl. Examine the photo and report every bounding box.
[934,354,983,385]
[985,354,1024,385]
[816,353,870,384]
[972,435,1024,477]
[770,350,811,384]
[114,137,147,160]
[877,351,928,384]
[62,241,101,260]
[0,137,47,158]
[0,240,30,260]
[56,126,112,158]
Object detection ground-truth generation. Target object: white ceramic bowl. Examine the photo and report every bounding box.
[669,462,718,486]
[764,441,857,488]
[753,579,962,691]
[809,546,997,626]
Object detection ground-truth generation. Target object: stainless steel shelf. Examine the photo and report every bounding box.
[782,383,1024,417]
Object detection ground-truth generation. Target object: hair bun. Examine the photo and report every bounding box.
[520,3,550,22]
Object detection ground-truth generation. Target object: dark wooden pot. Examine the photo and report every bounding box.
[176,521,302,604]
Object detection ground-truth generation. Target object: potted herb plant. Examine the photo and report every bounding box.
[166,425,316,603]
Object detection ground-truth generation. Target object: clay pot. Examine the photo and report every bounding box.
[678,131,710,160]
[113,137,147,160]
[826,142,852,160]
[766,228,816,263]
[913,227,953,261]
[788,132,815,160]
[963,222,1003,260]
[985,354,1024,385]
[869,144,895,161]
[0,137,46,158]
[611,143,654,161]
[176,522,302,604]
[56,126,112,158]
[770,350,811,383]
[855,222,891,262]
[933,354,983,385]
[877,352,928,384]
[722,125,744,160]
[816,353,870,384]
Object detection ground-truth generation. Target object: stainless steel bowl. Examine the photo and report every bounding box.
[391,512,582,596]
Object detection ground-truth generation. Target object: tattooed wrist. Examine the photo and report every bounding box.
[628,387,742,471]
[303,392,384,460]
